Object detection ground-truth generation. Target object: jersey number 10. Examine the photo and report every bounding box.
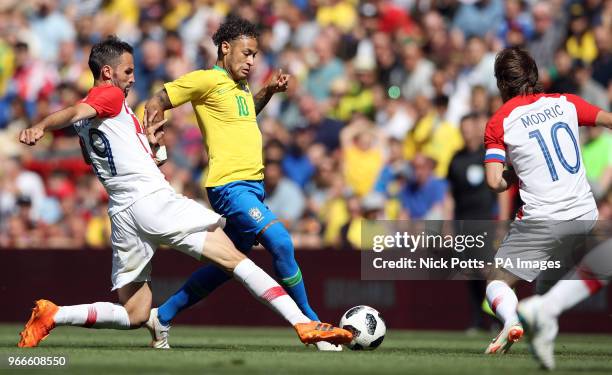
[528,122,580,182]
[236,95,250,116]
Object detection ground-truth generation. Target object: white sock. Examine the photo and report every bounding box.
[233,259,310,326]
[486,280,519,328]
[54,302,131,329]
[541,240,611,317]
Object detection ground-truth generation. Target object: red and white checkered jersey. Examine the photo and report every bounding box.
[484,93,601,220]
[73,85,170,216]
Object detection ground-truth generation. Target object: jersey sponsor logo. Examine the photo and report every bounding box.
[248,207,264,223]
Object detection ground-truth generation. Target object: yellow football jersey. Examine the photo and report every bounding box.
[164,66,264,187]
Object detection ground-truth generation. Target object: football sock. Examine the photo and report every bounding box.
[157,266,230,325]
[259,223,320,321]
[158,222,319,325]
[54,302,131,329]
[540,240,611,317]
[233,258,310,326]
[486,280,519,328]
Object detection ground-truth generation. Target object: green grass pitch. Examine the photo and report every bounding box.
[0,324,611,374]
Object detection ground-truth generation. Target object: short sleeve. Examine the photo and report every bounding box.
[484,111,506,164]
[564,94,602,126]
[164,70,217,107]
[83,86,124,118]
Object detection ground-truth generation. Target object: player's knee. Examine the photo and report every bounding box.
[221,246,246,271]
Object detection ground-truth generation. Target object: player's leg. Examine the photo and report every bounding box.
[18,207,155,348]
[155,223,244,326]
[486,270,521,330]
[483,221,538,354]
[18,282,150,348]
[143,190,352,345]
[518,238,611,370]
[157,182,319,323]
[483,268,523,354]
[257,220,319,321]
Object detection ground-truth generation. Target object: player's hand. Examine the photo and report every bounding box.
[143,108,167,146]
[19,124,45,145]
[265,69,290,94]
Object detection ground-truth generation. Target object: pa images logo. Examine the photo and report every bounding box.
[249,207,264,223]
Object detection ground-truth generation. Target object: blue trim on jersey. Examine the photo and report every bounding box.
[485,154,505,162]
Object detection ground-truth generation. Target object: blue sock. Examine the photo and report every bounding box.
[157,266,231,325]
[259,223,320,321]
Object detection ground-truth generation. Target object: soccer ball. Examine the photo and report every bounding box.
[339,305,386,350]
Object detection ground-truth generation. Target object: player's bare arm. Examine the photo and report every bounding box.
[19,103,97,146]
[254,69,290,115]
[485,162,517,193]
[595,110,612,129]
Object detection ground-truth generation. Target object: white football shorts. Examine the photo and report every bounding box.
[494,208,598,282]
[110,188,223,290]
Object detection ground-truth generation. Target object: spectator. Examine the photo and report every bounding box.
[397,43,435,101]
[447,113,504,220]
[591,25,612,90]
[298,94,344,153]
[452,0,504,40]
[565,3,598,65]
[134,38,167,101]
[304,32,345,103]
[527,1,566,73]
[282,127,316,188]
[398,152,448,220]
[404,95,464,178]
[497,0,534,48]
[264,160,306,229]
[341,118,385,197]
[574,60,609,111]
[30,0,76,63]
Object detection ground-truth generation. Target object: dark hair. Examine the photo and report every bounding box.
[460,112,479,124]
[88,36,133,79]
[433,94,449,108]
[212,16,259,58]
[494,47,543,102]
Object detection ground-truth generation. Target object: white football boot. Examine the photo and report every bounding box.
[145,308,171,349]
[518,296,558,370]
[316,341,343,351]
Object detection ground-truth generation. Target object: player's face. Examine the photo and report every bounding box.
[224,37,258,81]
[111,52,135,96]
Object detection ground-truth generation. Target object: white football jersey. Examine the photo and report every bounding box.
[74,85,171,216]
[485,93,601,220]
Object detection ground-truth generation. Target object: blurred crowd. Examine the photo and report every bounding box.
[0,0,610,250]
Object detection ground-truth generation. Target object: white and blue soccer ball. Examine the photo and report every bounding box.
[339,305,386,350]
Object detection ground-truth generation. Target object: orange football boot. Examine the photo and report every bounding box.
[294,322,353,346]
[18,299,59,348]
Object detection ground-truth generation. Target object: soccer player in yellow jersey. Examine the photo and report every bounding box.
[144,17,339,351]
